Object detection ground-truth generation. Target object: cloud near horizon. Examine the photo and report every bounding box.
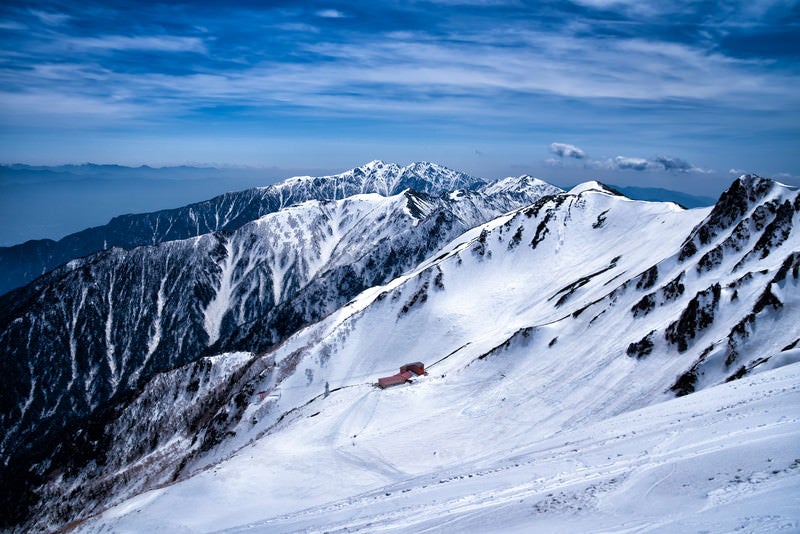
[548,141,710,175]
[550,142,587,160]
[610,156,651,171]
[582,153,711,174]
[654,155,693,172]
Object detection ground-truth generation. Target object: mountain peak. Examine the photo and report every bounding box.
[402,160,452,174]
[480,175,562,198]
[704,174,776,229]
[567,180,625,197]
[356,160,400,173]
[732,173,776,199]
[325,160,486,196]
[678,173,795,263]
[363,159,391,168]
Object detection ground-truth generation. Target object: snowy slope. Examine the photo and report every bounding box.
[73,175,800,532]
[0,173,560,530]
[85,362,800,533]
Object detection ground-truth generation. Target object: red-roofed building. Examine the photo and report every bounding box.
[400,362,424,375]
[377,362,426,389]
[378,371,413,389]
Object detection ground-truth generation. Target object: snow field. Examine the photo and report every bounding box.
[84,362,800,533]
[78,182,800,532]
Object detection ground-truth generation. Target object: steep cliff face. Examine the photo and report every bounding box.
[0,173,560,529]
[0,161,490,296]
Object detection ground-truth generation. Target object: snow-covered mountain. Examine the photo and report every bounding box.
[72,175,798,533]
[0,166,560,529]
[1,169,798,532]
[0,161,489,296]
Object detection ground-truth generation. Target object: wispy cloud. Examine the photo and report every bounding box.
[66,35,207,54]
[315,9,346,19]
[28,9,70,26]
[0,20,27,31]
[420,0,524,4]
[0,89,144,126]
[592,154,711,173]
[4,28,795,142]
[4,3,798,124]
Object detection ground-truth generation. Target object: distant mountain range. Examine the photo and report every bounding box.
[0,161,488,296]
[0,163,797,532]
[1,165,714,296]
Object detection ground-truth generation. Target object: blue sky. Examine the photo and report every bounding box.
[1,0,799,197]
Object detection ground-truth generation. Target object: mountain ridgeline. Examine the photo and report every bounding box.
[0,165,797,532]
[0,161,486,296]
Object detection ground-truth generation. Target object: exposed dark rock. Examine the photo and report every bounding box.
[631,294,656,318]
[592,209,610,229]
[678,239,698,261]
[697,246,723,273]
[627,330,656,359]
[773,251,800,282]
[665,284,721,352]
[662,273,686,303]
[679,175,775,263]
[530,216,551,249]
[472,229,490,257]
[400,282,429,315]
[508,226,524,249]
[753,286,783,314]
[725,366,748,382]
[635,266,659,291]
[476,326,536,361]
[734,199,794,270]
[670,368,698,397]
[725,313,755,366]
[728,271,755,289]
[631,272,684,318]
[782,338,800,351]
[696,175,774,246]
[433,268,445,290]
[552,257,620,308]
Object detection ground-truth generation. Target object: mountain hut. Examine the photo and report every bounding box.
[377,362,426,389]
[378,371,413,389]
[400,362,425,375]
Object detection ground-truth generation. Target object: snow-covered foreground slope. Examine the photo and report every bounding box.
[77,176,800,532]
[86,363,800,533]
